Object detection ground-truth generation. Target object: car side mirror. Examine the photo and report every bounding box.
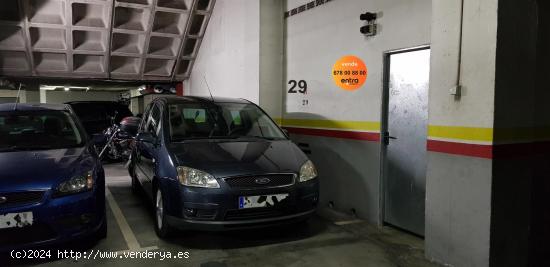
[91,133,106,145]
[136,132,156,144]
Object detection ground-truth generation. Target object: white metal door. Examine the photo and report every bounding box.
[382,48,430,236]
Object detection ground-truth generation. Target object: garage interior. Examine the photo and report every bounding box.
[1,0,549,266]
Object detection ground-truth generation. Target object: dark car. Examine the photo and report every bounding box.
[66,101,133,135]
[128,96,319,237]
[0,103,106,250]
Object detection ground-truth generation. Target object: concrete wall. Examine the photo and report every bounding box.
[0,90,18,98]
[187,0,260,103]
[0,86,39,103]
[44,90,121,104]
[283,0,431,222]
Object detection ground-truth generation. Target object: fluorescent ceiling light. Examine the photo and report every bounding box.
[40,85,58,90]
[40,85,90,91]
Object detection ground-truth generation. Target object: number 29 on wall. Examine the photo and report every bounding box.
[287,80,307,94]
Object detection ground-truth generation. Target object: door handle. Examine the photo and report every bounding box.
[383,132,397,145]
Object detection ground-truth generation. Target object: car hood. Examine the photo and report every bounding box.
[0,147,96,192]
[169,140,308,178]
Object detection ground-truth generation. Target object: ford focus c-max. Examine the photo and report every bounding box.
[0,103,106,251]
[128,96,319,237]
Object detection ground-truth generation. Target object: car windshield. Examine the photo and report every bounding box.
[0,111,84,151]
[168,102,286,141]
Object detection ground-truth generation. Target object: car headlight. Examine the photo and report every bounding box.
[299,160,318,182]
[177,166,220,188]
[56,171,94,196]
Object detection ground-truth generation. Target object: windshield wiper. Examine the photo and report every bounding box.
[172,136,236,142]
[238,135,280,140]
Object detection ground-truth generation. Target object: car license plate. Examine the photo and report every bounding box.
[0,212,34,229]
[239,194,289,209]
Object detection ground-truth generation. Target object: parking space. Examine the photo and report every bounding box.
[15,163,434,267]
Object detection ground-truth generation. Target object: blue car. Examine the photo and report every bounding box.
[129,96,319,237]
[0,103,106,251]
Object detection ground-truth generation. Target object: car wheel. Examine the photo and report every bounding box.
[154,187,172,238]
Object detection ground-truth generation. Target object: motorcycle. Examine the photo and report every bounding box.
[99,116,141,162]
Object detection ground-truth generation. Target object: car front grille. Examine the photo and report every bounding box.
[224,174,295,189]
[0,191,45,208]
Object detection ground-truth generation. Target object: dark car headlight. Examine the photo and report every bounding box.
[55,171,94,196]
[299,160,318,182]
[177,166,220,188]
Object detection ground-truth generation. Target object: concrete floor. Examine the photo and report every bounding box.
[11,163,440,267]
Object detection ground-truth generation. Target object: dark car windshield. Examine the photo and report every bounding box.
[168,102,286,141]
[0,111,85,151]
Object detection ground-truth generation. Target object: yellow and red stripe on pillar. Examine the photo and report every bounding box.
[427,125,550,158]
[276,118,550,159]
[427,125,493,158]
[278,118,380,141]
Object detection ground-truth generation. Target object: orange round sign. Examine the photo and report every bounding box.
[332,55,368,91]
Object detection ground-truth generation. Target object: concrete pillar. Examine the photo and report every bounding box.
[425,1,498,266]
[40,88,47,103]
[490,0,550,266]
[426,0,550,266]
[259,0,285,119]
[188,0,261,103]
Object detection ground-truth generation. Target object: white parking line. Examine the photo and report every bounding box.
[334,219,364,226]
[108,175,135,181]
[105,187,158,251]
[114,246,159,254]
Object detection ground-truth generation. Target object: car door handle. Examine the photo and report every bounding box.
[383,132,397,145]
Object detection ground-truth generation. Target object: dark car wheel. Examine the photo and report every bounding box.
[154,187,172,238]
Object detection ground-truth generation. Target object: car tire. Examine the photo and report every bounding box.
[154,187,172,238]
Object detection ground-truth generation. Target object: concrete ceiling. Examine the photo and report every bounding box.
[0,0,214,82]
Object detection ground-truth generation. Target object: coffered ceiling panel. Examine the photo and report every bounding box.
[0,0,214,81]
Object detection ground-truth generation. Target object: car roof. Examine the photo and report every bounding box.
[0,103,70,112]
[66,101,127,105]
[153,95,252,105]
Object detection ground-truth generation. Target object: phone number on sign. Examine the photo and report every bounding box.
[333,70,367,76]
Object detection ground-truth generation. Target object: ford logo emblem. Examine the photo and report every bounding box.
[0,196,7,204]
[255,177,271,185]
